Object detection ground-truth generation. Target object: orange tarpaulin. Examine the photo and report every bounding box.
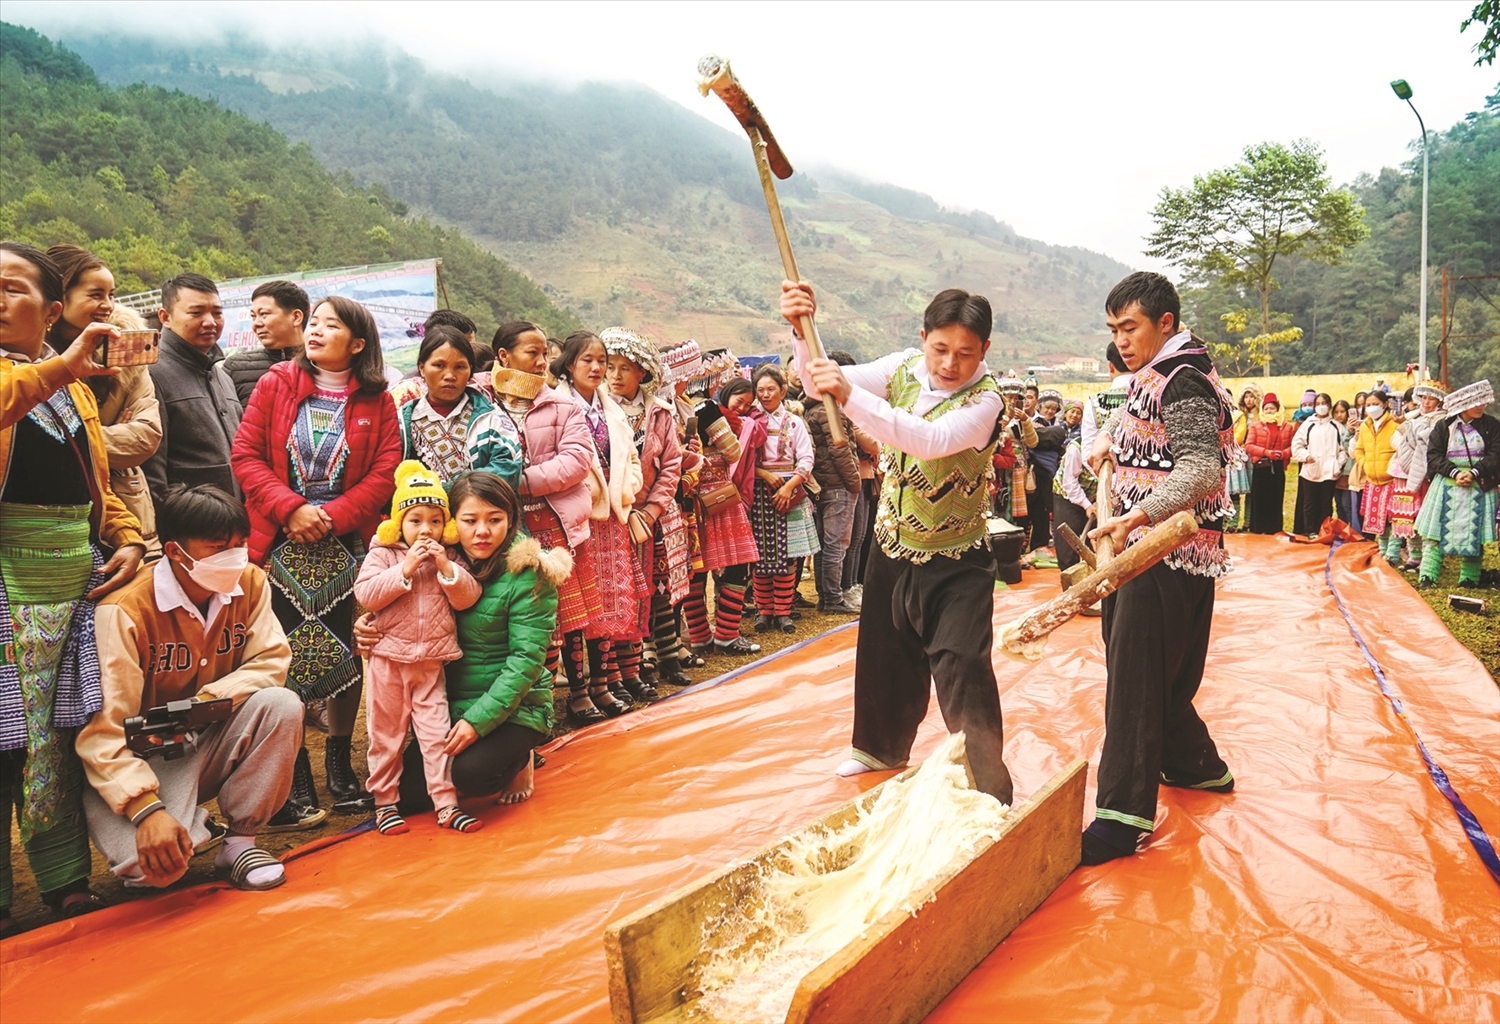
[2,536,1497,1021]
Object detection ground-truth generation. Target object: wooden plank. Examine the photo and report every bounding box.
[784,759,1087,1024]
[603,759,1085,1024]
[603,770,917,1023]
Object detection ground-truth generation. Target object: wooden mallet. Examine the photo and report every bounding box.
[698,54,846,446]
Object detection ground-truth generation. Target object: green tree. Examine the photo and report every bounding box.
[1145,140,1368,375]
[1463,0,1499,65]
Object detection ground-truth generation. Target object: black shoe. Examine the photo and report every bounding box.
[754,614,772,633]
[1160,771,1235,794]
[289,746,320,810]
[608,681,634,705]
[792,591,816,608]
[775,615,796,633]
[714,636,761,655]
[1417,577,1437,590]
[264,799,329,833]
[656,660,692,688]
[819,599,861,615]
[620,676,660,702]
[196,816,229,854]
[568,698,607,726]
[325,735,372,812]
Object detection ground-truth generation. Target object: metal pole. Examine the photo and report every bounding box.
[1406,97,1429,381]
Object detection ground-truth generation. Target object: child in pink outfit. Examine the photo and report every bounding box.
[354,461,483,835]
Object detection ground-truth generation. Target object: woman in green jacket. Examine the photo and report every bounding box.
[360,471,570,809]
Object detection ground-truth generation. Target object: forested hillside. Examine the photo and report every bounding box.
[0,24,576,338]
[1183,86,1500,386]
[59,32,1132,360]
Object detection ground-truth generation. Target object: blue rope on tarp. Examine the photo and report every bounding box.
[1325,540,1500,887]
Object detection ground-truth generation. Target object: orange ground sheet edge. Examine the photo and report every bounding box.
[2,536,1498,1022]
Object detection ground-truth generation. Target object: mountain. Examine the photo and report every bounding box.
[57,32,1133,363]
[0,23,576,341]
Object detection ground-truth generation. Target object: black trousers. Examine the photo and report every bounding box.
[851,544,1012,802]
[1026,465,1056,550]
[1248,461,1285,534]
[398,721,546,813]
[1096,560,1227,832]
[1295,477,1337,536]
[1052,494,1090,571]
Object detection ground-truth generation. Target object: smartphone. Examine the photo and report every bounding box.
[99,329,161,367]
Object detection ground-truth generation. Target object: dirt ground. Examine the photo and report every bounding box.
[3,576,853,935]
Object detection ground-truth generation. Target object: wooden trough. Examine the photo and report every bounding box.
[603,758,1087,1024]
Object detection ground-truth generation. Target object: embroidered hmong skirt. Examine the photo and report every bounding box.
[1010,464,1029,520]
[1388,480,1424,539]
[1413,476,1499,556]
[0,503,98,840]
[523,500,602,636]
[750,477,820,575]
[695,454,758,571]
[270,533,364,700]
[1228,460,1252,496]
[640,503,691,605]
[1360,481,1396,536]
[587,513,648,640]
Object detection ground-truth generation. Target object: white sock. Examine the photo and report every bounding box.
[835,759,876,778]
[215,836,285,888]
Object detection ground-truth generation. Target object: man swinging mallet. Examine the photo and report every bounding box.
[784,280,1013,805]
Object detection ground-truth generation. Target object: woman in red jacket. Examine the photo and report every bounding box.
[1242,392,1294,534]
[232,295,401,817]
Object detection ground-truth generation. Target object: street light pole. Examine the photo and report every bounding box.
[1391,79,1429,382]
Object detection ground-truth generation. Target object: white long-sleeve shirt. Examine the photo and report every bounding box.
[1081,373,1133,455]
[793,338,1003,460]
[1059,441,1091,508]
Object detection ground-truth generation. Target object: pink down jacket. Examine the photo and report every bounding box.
[519,385,596,548]
[353,542,482,663]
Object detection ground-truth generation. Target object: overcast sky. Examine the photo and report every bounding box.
[11,0,1498,268]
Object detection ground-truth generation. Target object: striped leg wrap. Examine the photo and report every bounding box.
[651,595,682,665]
[713,583,747,642]
[616,641,642,681]
[773,572,797,616]
[683,572,712,646]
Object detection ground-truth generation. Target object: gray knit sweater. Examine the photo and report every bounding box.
[1105,369,1225,525]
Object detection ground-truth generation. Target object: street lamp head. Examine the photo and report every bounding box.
[1390,79,1413,100]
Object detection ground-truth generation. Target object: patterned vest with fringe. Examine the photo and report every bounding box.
[1113,347,1238,577]
[875,355,1001,564]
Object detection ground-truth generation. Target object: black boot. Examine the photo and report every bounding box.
[265,747,329,832]
[325,735,374,813]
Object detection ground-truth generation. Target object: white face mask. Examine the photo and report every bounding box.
[177,545,249,594]
[1366,405,1385,419]
[1315,404,1330,417]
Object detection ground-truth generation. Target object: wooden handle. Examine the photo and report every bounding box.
[1000,511,1198,657]
[1054,523,1096,570]
[748,127,847,446]
[1094,459,1115,566]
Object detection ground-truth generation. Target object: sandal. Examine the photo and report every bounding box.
[217,847,286,892]
[681,652,707,669]
[590,689,632,717]
[568,697,606,725]
[57,891,106,919]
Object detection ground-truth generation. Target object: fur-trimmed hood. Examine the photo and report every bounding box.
[505,534,574,588]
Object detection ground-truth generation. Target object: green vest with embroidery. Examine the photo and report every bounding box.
[874,355,1001,564]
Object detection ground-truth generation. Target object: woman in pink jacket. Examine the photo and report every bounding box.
[487,321,598,689]
[603,328,693,692]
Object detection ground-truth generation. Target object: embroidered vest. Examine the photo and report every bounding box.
[1053,437,1098,501]
[875,355,1001,564]
[1112,348,1238,577]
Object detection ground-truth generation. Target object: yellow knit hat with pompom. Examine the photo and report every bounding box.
[376,460,459,546]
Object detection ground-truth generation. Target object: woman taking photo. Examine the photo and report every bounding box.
[748,365,817,634]
[1289,392,1346,538]
[396,325,522,488]
[0,241,147,931]
[1390,382,1447,571]
[546,331,643,722]
[354,473,569,812]
[1243,392,1294,534]
[603,328,694,690]
[46,245,162,558]
[232,295,401,816]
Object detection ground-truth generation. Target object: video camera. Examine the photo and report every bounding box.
[124,697,232,761]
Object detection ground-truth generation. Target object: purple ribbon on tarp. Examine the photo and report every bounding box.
[1326,541,1500,887]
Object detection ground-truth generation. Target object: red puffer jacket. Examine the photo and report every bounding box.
[1244,419,1296,468]
[231,360,402,565]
